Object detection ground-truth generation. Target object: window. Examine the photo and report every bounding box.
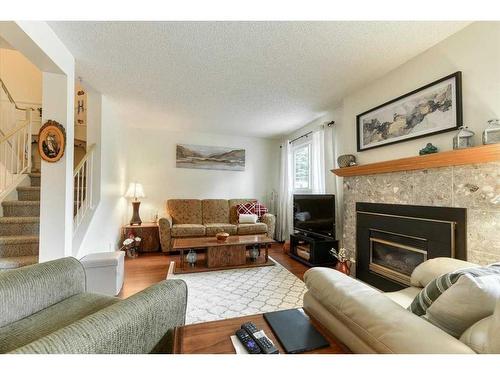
[292,142,312,192]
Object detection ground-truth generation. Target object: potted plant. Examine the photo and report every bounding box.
[121,233,142,258]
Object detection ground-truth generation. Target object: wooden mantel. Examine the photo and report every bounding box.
[332,144,500,177]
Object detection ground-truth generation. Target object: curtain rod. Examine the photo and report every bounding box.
[289,131,312,144]
[288,120,335,144]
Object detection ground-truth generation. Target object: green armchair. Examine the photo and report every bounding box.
[0,257,187,354]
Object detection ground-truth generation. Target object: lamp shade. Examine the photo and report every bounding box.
[125,182,145,199]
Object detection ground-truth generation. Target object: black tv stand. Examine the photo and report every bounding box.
[289,232,339,267]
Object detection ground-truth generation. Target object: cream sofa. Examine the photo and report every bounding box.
[158,199,276,253]
[304,258,500,354]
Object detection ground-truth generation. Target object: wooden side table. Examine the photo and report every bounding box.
[122,223,161,252]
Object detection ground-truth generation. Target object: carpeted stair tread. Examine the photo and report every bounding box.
[2,200,40,206]
[0,255,38,269]
[29,173,41,187]
[16,186,41,201]
[0,217,40,224]
[0,235,39,244]
[16,186,40,191]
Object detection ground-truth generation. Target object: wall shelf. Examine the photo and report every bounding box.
[332,144,500,177]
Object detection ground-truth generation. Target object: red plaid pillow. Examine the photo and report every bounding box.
[237,202,256,216]
[236,201,268,220]
[254,202,268,219]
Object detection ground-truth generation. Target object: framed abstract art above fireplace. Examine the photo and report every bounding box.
[357,71,463,151]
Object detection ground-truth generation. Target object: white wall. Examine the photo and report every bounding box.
[337,22,500,165]
[125,126,280,222]
[0,47,42,104]
[76,96,128,257]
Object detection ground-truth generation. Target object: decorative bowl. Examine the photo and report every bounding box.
[216,232,230,242]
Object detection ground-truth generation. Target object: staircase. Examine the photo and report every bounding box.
[0,172,40,269]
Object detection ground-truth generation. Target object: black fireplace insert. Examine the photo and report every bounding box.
[356,202,466,291]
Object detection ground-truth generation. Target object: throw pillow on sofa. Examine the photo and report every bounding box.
[408,264,500,338]
[236,202,268,220]
[239,214,258,224]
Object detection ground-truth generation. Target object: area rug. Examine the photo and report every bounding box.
[168,258,307,324]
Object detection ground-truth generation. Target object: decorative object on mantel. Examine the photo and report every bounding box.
[38,120,66,163]
[216,232,229,242]
[329,247,355,276]
[482,119,500,145]
[332,144,500,177]
[357,72,463,152]
[337,154,357,168]
[125,182,146,226]
[419,143,438,155]
[453,126,475,149]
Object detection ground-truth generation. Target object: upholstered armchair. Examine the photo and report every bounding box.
[0,257,187,353]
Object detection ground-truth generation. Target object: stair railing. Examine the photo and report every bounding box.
[0,78,33,200]
[73,143,95,232]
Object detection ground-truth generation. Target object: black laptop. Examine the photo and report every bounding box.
[263,308,329,353]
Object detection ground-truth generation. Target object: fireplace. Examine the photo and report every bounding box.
[356,203,466,291]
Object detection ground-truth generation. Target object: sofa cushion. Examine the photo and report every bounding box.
[0,293,119,353]
[229,199,256,224]
[171,224,206,237]
[460,315,492,353]
[202,199,229,224]
[488,299,500,353]
[409,264,500,338]
[205,223,237,236]
[167,199,202,224]
[385,286,421,309]
[410,257,478,287]
[237,223,267,235]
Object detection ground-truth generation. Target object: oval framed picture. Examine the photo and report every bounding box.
[38,120,66,163]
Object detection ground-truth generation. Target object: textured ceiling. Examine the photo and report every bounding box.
[49,21,470,138]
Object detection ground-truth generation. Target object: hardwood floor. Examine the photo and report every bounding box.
[118,244,310,298]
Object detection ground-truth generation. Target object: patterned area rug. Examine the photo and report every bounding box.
[169,258,307,324]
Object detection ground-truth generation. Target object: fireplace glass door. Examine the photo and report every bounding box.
[369,237,427,285]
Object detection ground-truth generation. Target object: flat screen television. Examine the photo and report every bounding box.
[293,194,336,238]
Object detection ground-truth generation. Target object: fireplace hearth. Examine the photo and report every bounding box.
[356,203,466,291]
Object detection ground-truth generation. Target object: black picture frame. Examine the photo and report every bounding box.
[356,71,463,152]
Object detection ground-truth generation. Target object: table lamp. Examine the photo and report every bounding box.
[125,182,145,226]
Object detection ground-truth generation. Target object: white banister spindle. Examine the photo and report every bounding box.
[0,119,32,198]
[73,144,96,233]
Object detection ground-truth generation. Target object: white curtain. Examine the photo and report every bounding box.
[311,128,326,194]
[276,140,293,241]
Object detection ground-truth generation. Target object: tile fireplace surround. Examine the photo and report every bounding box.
[342,161,500,266]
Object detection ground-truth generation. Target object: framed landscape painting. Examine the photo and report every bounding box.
[357,72,462,151]
[176,144,245,171]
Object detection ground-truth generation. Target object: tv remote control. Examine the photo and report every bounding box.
[236,328,262,354]
[241,322,279,354]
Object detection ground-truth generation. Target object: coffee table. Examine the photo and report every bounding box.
[173,309,350,354]
[172,234,276,274]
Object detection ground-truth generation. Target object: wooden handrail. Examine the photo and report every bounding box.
[74,143,96,176]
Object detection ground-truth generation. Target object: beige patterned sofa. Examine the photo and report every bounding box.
[158,199,276,253]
